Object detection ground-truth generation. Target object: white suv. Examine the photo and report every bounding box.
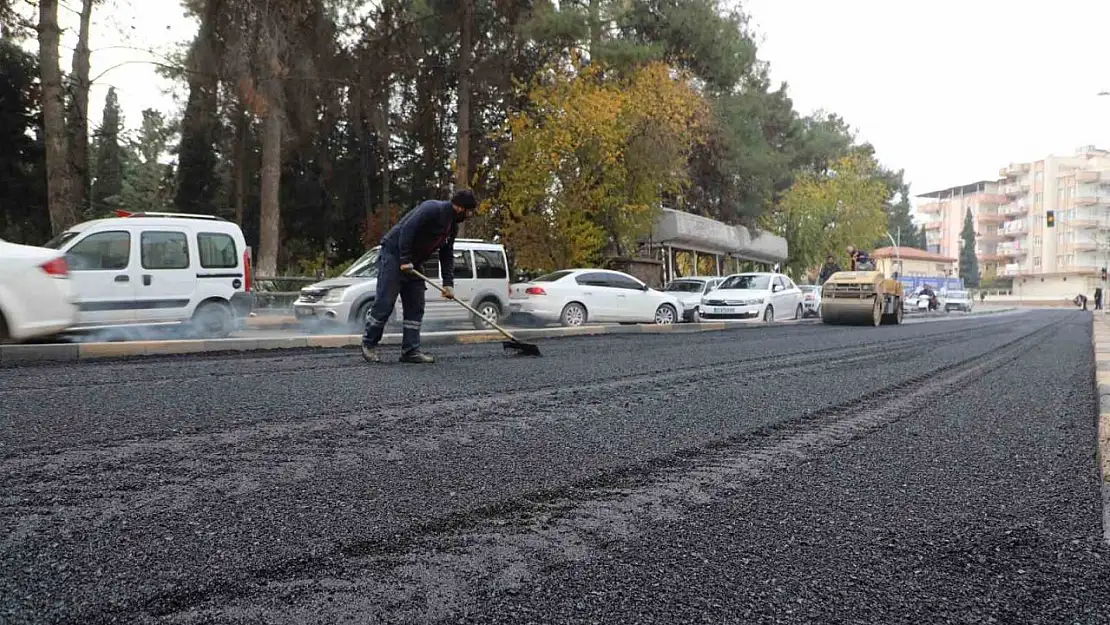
[294,239,511,331]
[44,211,253,337]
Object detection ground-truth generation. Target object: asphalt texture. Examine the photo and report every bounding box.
[2,309,1107,624]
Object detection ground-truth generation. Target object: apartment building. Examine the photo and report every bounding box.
[915,145,1110,298]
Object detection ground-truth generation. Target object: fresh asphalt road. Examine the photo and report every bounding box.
[2,310,1108,624]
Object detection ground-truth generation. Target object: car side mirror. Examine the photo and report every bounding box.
[772,284,781,293]
[641,284,649,291]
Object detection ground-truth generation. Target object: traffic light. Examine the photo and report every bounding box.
[1046,210,1055,227]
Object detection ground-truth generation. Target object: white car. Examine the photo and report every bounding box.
[663,277,724,322]
[697,272,804,323]
[0,237,77,342]
[294,240,511,331]
[944,289,972,312]
[509,268,683,326]
[44,211,254,338]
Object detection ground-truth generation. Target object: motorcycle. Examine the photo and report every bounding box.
[916,292,939,313]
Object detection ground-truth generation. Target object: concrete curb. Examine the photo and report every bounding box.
[0,307,1020,366]
[1093,315,1110,544]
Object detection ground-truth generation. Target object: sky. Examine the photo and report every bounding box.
[45,0,1110,207]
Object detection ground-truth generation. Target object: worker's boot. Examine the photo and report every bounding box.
[360,344,380,363]
[399,349,435,364]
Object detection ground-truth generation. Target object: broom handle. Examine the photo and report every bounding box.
[407,268,519,342]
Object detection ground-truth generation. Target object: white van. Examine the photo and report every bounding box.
[293,239,511,331]
[44,212,253,337]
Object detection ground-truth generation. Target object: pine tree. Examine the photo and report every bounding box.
[959,208,979,287]
[90,87,123,216]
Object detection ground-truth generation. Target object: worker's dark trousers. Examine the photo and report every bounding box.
[361,247,425,354]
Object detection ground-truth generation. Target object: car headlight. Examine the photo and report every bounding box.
[322,287,348,303]
[740,298,764,306]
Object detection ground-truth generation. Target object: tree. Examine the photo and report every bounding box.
[65,0,94,217]
[959,208,979,287]
[492,60,707,271]
[761,152,889,277]
[120,110,175,212]
[0,39,48,244]
[174,0,223,215]
[90,87,123,216]
[37,0,75,234]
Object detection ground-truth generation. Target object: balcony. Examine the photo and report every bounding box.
[1000,222,1028,237]
[1077,170,1100,184]
[1070,217,1101,228]
[1002,163,1030,178]
[923,221,942,231]
[1001,183,1025,197]
[1002,263,1023,276]
[1000,201,1029,216]
[978,193,1008,205]
[978,253,1006,262]
[1066,240,1100,253]
[917,202,942,214]
[997,244,1027,257]
[1076,194,1110,207]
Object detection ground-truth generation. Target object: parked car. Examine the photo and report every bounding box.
[944,289,972,312]
[294,239,511,331]
[799,284,822,317]
[698,272,803,323]
[663,276,724,322]
[0,237,77,343]
[509,269,683,326]
[43,212,253,338]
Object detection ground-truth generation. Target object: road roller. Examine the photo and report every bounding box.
[820,269,904,326]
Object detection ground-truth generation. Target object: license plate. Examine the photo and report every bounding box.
[715,307,736,314]
[295,307,315,317]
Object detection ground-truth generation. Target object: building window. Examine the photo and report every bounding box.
[1033,256,1042,267]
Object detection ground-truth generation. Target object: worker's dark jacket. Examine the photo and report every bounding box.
[380,200,459,287]
[819,263,841,283]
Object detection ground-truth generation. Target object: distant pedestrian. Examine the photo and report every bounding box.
[1075,294,1089,310]
[979,290,986,303]
[1095,287,1102,310]
[818,255,841,284]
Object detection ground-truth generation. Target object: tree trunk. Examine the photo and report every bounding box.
[257,105,282,276]
[588,0,601,59]
[455,0,473,236]
[351,82,372,229]
[38,0,75,234]
[66,0,93,219]
[378,81,391,233]
[233,102,248,225]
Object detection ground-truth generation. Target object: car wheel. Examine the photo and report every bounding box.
[692,307,701,323]
[795,303,803,320]
[763,306,774,323]
[192,301,233,338]
[472,299,501,330]
[353,301,373,331]
[654,304,677,325]
[560,302,587,327]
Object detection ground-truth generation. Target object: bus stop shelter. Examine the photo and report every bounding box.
[644,209,789,283]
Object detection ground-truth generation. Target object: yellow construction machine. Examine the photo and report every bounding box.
[820,269,904,326]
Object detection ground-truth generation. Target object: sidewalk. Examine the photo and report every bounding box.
[1090,314,1110,543]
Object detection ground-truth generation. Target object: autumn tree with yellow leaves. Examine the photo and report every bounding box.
[761,151,889,277]
[489,60,708,272]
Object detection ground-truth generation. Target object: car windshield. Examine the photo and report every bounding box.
[534,270,574,282]
[665,280,705,293]
[719,274,770,290]
[342,248,380,278]
[43,231,78,250]
[800,285,817,292]
[948,290,968,298]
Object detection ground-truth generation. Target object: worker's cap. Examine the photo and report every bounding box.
[451,189,478,211]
